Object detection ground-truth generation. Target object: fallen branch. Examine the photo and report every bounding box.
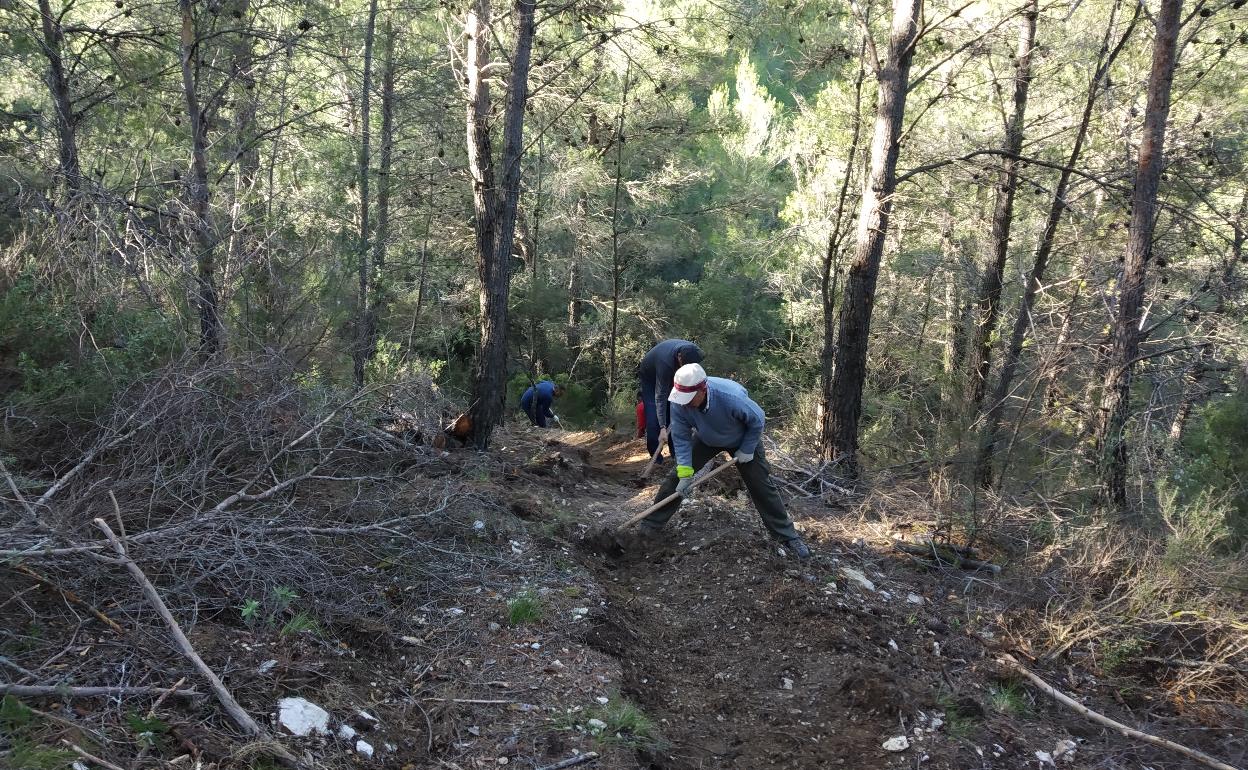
[0,684,202,699]
[894,541,1002,575]
[999,654,1241,770]
[421,697,516,705]
[61,740,129,770]
[93,517,262,736]
[11,564,125,635]
[536,753,600,770]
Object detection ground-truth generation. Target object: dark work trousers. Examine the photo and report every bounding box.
[639,377,676,461]
[641,442,798,541]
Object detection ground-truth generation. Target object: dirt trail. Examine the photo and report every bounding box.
[561,435,976,769]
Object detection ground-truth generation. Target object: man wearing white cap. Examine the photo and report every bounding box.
[639,363,811,559]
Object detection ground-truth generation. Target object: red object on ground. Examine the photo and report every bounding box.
[635,401,646,438]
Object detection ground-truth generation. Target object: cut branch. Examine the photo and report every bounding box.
[1000,655,1240,770]
[0,684,203,698]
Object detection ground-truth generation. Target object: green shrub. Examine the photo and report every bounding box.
[0,273,181,415]
[1176,390,1248,551]
[507,590,544,625]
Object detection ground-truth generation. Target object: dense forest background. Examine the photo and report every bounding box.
[2,0,1246,538]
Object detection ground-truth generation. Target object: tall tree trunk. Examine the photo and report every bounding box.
[973,0,1138,488]
[827,0,922,474]
[818,39,867,462]
[607,63,632,398]
[566,193,586,356]
[1095,0,1182,515]
[352,0,379,390]
[226,0,264,339]
[965,0,1037,410]
[373,19,396,349]
[468,0,537,448]
[530,135,545,374]
[36,0,81,198]
[179,0,222,359]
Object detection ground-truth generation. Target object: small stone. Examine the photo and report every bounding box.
[882,736,910,752]
[73,763,90,770]
[257,659,277,674]
[497,758,509,765]
[356,709,379,723]
[586,718,607,733]
[277,697,329,736]
[907,593,925,605]
[840,567,875,592]
[467,725,480,736]
[1035,750,1054,766]
[530,642,541,649]
[337,724,358,741]
[488,622,502,632]
[473,520,486,530]
[355,739,374,758]
[888,639,899,652]
[446,607,465,616]
[781,677,794,690]
[1054,739,1077,763]
[595,696,610,705]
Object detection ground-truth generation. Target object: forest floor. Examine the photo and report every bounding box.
[341,427,1243,770]
[4,425,1245,770]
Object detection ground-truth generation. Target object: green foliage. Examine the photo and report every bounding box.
[1098,637,1146,676]
[506,590,544,625]
[280,612,321,638]
[126,712,170,749]
[988,682,1029,717]
[934,689,978,739]
[0,695,35,729]
[239,598,262,625]
[0,273,180,414]
[1177,389,1248,549]
[507,373,596,428]
[577,697,660,750]
[4,739,74,770]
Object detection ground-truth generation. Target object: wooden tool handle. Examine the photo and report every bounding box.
[621,457,738,529]
[639,427,668,479]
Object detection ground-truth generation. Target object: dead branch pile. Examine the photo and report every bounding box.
[0,355,528,766]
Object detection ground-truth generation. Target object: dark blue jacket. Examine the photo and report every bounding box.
[520,380,557,420]
[638,339,704,428]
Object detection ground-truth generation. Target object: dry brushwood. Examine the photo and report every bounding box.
[999,654,1242,770]
[0,684,202,699]
[895,539,1002,575]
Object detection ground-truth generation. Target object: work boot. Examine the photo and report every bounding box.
[785,537,812,560]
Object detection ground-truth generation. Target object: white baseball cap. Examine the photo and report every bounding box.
[668,363,707,405]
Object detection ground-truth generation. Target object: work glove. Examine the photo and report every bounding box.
[675,465,695,497]
[733,450,755,464]
[675,477,694,497]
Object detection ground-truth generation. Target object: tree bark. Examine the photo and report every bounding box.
[353,0,379,390]
[36,0,81,198]
[965,0,1037,410]
[1095,0,1183,515]
[973,0,1138,488]
[372,18,396,352]
[827,0,922,474]
[607,63,632,398]
[818,39,867,462]
[468,0,537,448]
[179,0,223,359]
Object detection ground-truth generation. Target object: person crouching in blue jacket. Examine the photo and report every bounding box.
[520,380,564,428]
[639,363,811,560]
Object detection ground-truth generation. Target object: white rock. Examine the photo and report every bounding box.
[907,593,925,605]
[888,639,899,652]
[355,739,374,758]
[488,622,502,632]
[595,696,610,705]
[73,763,90,770]
[356,709,379,723]
[1035,750,1054,766]
[928,718,944,731]
[446,607,465,616]
[586,718,607,733]
[781,677,794,690]
[467,725,481,736]
[277,697,330,736]
[337,724,358,741]
[882,736,910,752]
[840,567,875,592]
[1054,739,1077,763]
[384,743,397,753]
[473,520,486,530]
[257,659,278,674]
